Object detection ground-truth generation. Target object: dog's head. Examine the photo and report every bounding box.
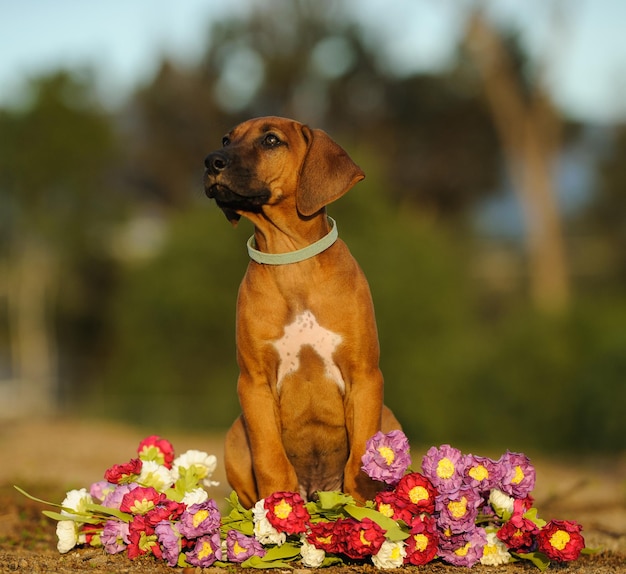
[203,116,364,224]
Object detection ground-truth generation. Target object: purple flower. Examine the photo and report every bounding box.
[435,487,481,534]
[498,451,536,498]
[463,455,502,493]
[89,480,115,503]
[178,499,221,539]
[421,445,467,494]
[361,430,412,485]
[225,529,266,563]
[186,532,222,567]
[438,526,487,567]
[155,521,181,567]
[102,483,137,510]
[101,519,130,554]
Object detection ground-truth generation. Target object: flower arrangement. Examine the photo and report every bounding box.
[17,431,588,570]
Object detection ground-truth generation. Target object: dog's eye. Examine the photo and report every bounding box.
[262,133,281,148]
[222,136,230,147]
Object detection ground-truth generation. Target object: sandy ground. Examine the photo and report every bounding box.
[0,417,625,572]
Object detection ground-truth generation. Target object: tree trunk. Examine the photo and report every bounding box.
[466,12,570,313]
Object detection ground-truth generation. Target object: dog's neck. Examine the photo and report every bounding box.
[246,216,338,265]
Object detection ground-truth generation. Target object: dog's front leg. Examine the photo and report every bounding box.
[238,370,300,499]
[342,368,385,503]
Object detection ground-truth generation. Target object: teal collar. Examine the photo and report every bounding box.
[247,217,338,265]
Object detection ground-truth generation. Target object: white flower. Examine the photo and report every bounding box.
[372,540,406,569]
[181,487,209,506]
[488,488,515,517]
[172,449,219,488]
[137,460,174,492]
[56,520,79,553]
[300,535,325,568]
[252,499,286,546]
[480,530,512,565]
[60,488,93,518]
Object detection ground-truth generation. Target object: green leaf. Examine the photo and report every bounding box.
[511,551,550,571]
[343,505,409,541]
[523,507,547,528]
[241,555,293,569]
[316,491,355,510]
[42,510,102,525]
[84,503,132,522]
[14,486,62,508]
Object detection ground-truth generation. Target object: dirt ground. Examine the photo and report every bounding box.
[0,417,625,573]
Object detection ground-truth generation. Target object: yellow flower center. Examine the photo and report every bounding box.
[193,509,209,528]
[274,499,293,520]
[550,530,571,550]
[198,540,214,559]
[448,496,468,519]
[437,457,455,479]
[234,541,246,556]
[131,498,156,514]
[359,530,372,546]
[413,533,429,552]
[454,542,471,557]
[391,546,401,560]
[317,535,332,545]
[483,543,497,557]
[378,446,396,465]
[511,465,524,485]
[469,464,489,481]
[379,503,394,518]
[409,486,429,504]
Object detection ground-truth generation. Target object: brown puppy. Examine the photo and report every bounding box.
[204,116,400,508]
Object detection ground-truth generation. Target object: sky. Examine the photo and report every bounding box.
[1,0,625,124]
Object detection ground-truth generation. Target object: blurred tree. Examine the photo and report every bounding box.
[465,11,570,313]
[0,71,119,414]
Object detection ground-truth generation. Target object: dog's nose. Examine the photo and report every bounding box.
[205,151,229,174]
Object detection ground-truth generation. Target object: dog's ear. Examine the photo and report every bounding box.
[296,126,365,217]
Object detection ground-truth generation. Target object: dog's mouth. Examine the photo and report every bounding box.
[204,180,270,211]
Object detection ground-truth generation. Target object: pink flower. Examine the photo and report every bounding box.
[421,445,467,494]
[499,451,536,498]
[137,435,175,469]
[394,472,438,515]
[119,486,166,515]
[187,532,222,567]
[178,500,221,539]
[264,492,310,534]
[537,520,585,562]
[155,521,182,567]
[361,430,412,485]
[104,458,142,485]
[438,526,487,567]
[225,530,266,563]
[435,487,481,534]
[101,519,129,554]
[463,455,502,493]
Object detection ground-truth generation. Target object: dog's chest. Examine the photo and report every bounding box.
[273,310,344,392]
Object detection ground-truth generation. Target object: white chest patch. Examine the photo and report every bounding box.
[273,310,344,392]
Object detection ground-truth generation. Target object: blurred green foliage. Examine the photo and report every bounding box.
[1,2,625,456]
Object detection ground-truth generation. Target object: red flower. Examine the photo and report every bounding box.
[145,498,186,526]
[394,472,437,515]
[497,518,539,552]
[374,490,414,524]
[340,517,386,559]
[264,492,310,534]
[405,515,438,565]
[137,435,175,469]
[104,458,142,484]
[307,520,341,553]
[127,515,162,561]
[120,486,166,515]
[537,520,585,562]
